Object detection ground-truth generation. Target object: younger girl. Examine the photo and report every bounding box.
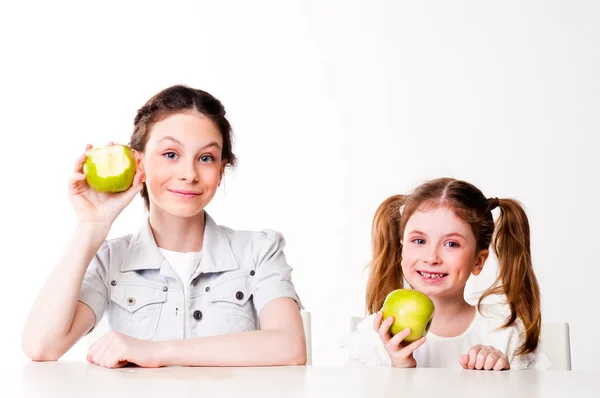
[344,178,552,370]
[22,85,306,368]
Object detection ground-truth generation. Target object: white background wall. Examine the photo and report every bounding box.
[1,0,599,370]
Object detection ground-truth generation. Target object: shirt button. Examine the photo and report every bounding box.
[235,291,244,300]
[110,280,117,286]
[205,286,211,292]
[163,286,168,292]
[250,270,255,276]
[193,310,202,320]
[127,297,136,306]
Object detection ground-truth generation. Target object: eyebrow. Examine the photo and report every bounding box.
[442,232,467,240]
[406,230,466,240]
[157,136,222,150]
[158,136,183,146]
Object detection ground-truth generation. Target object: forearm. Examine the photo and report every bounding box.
[22,222,108,354]
[156,328,307,367]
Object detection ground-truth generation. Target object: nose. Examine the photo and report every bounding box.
[177,160,199,183]
[424,246,442,265]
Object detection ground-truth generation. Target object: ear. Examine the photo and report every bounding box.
[218,161,227,186]
[472,249,489,276]
[134,150,144,169]
[133,150,145,180]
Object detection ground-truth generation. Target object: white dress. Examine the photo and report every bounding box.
[342,303,553,370]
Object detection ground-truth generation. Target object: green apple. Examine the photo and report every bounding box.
[382,289,435,342]
[83,144,136,193]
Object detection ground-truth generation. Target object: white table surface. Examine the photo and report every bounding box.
[3,361,598,398]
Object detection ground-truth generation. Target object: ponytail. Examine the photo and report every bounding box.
[478,198,542,355]
[366,195,406,314]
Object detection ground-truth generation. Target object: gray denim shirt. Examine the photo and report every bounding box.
[78,213,302,341]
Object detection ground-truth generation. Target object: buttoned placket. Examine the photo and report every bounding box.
[119,212,243,339]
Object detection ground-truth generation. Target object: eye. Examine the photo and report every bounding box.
[412,238,425,245]
[445,241,460,248]
[164,152,178,160]
[199,154,214,163]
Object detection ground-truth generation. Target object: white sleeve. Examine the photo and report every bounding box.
[506,323,554,370]
[78,241,110,334]
[341,314,392,368]
[526,348,554,370]
[507,337,554,370]
[250,230,303,314]
[487,306,554,370]
[479,304,554,370]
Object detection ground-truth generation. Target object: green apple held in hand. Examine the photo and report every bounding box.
[382,289,435,342]
[83,144,136,193]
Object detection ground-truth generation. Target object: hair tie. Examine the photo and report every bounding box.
[488,197,500,210]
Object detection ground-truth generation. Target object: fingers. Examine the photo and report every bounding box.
[459,354,469,369]
[90,338,122,368]
[394,333,426,358]
[463,346,509,371]
[467,345,483,369]
[126,163,145,189]
[402,337,427,354]
[388,328,412,347]
[90,332,128,368]
[87,338,107,366]
[475,348,490,370]
[128,169,143,191]
[377,315,394,344]
[74,144,93,173]
[133,166,145,186]
[111,360,129,369]
[373,311,383,331]
[99,347,124,368]
[117,169,145,202]
[483,351,500,370]
[464,345,508,370]
[74,154,87,174]
[493,355,509,371]
[94,346,112,367]
[68,173,87,190]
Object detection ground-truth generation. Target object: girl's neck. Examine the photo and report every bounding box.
[428,295,476,338]
[149,208,206,252]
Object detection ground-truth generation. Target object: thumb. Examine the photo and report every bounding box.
[119,170,145,200]
[458,354,469,369]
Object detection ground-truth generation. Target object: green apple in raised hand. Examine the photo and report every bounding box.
[83,144,136,193]
[382,289,435,342]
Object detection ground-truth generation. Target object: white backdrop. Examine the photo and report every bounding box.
[1,0,599,370]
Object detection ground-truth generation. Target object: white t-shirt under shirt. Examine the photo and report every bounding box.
[342,303,553,370]
[158,248,202,298]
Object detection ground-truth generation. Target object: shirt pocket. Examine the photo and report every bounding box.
[109,283,167,340]
[208,274,256,333]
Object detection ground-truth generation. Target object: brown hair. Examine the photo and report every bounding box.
[366,178,541,355]
[128,85,237,210]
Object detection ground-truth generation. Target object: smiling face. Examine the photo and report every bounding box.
[139,111,226,218]
[401,205,489,300]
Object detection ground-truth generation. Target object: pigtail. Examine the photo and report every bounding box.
[478,198,542,355]
[366,195,406,314]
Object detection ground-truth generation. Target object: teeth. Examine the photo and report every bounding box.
[420,271,446,279]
